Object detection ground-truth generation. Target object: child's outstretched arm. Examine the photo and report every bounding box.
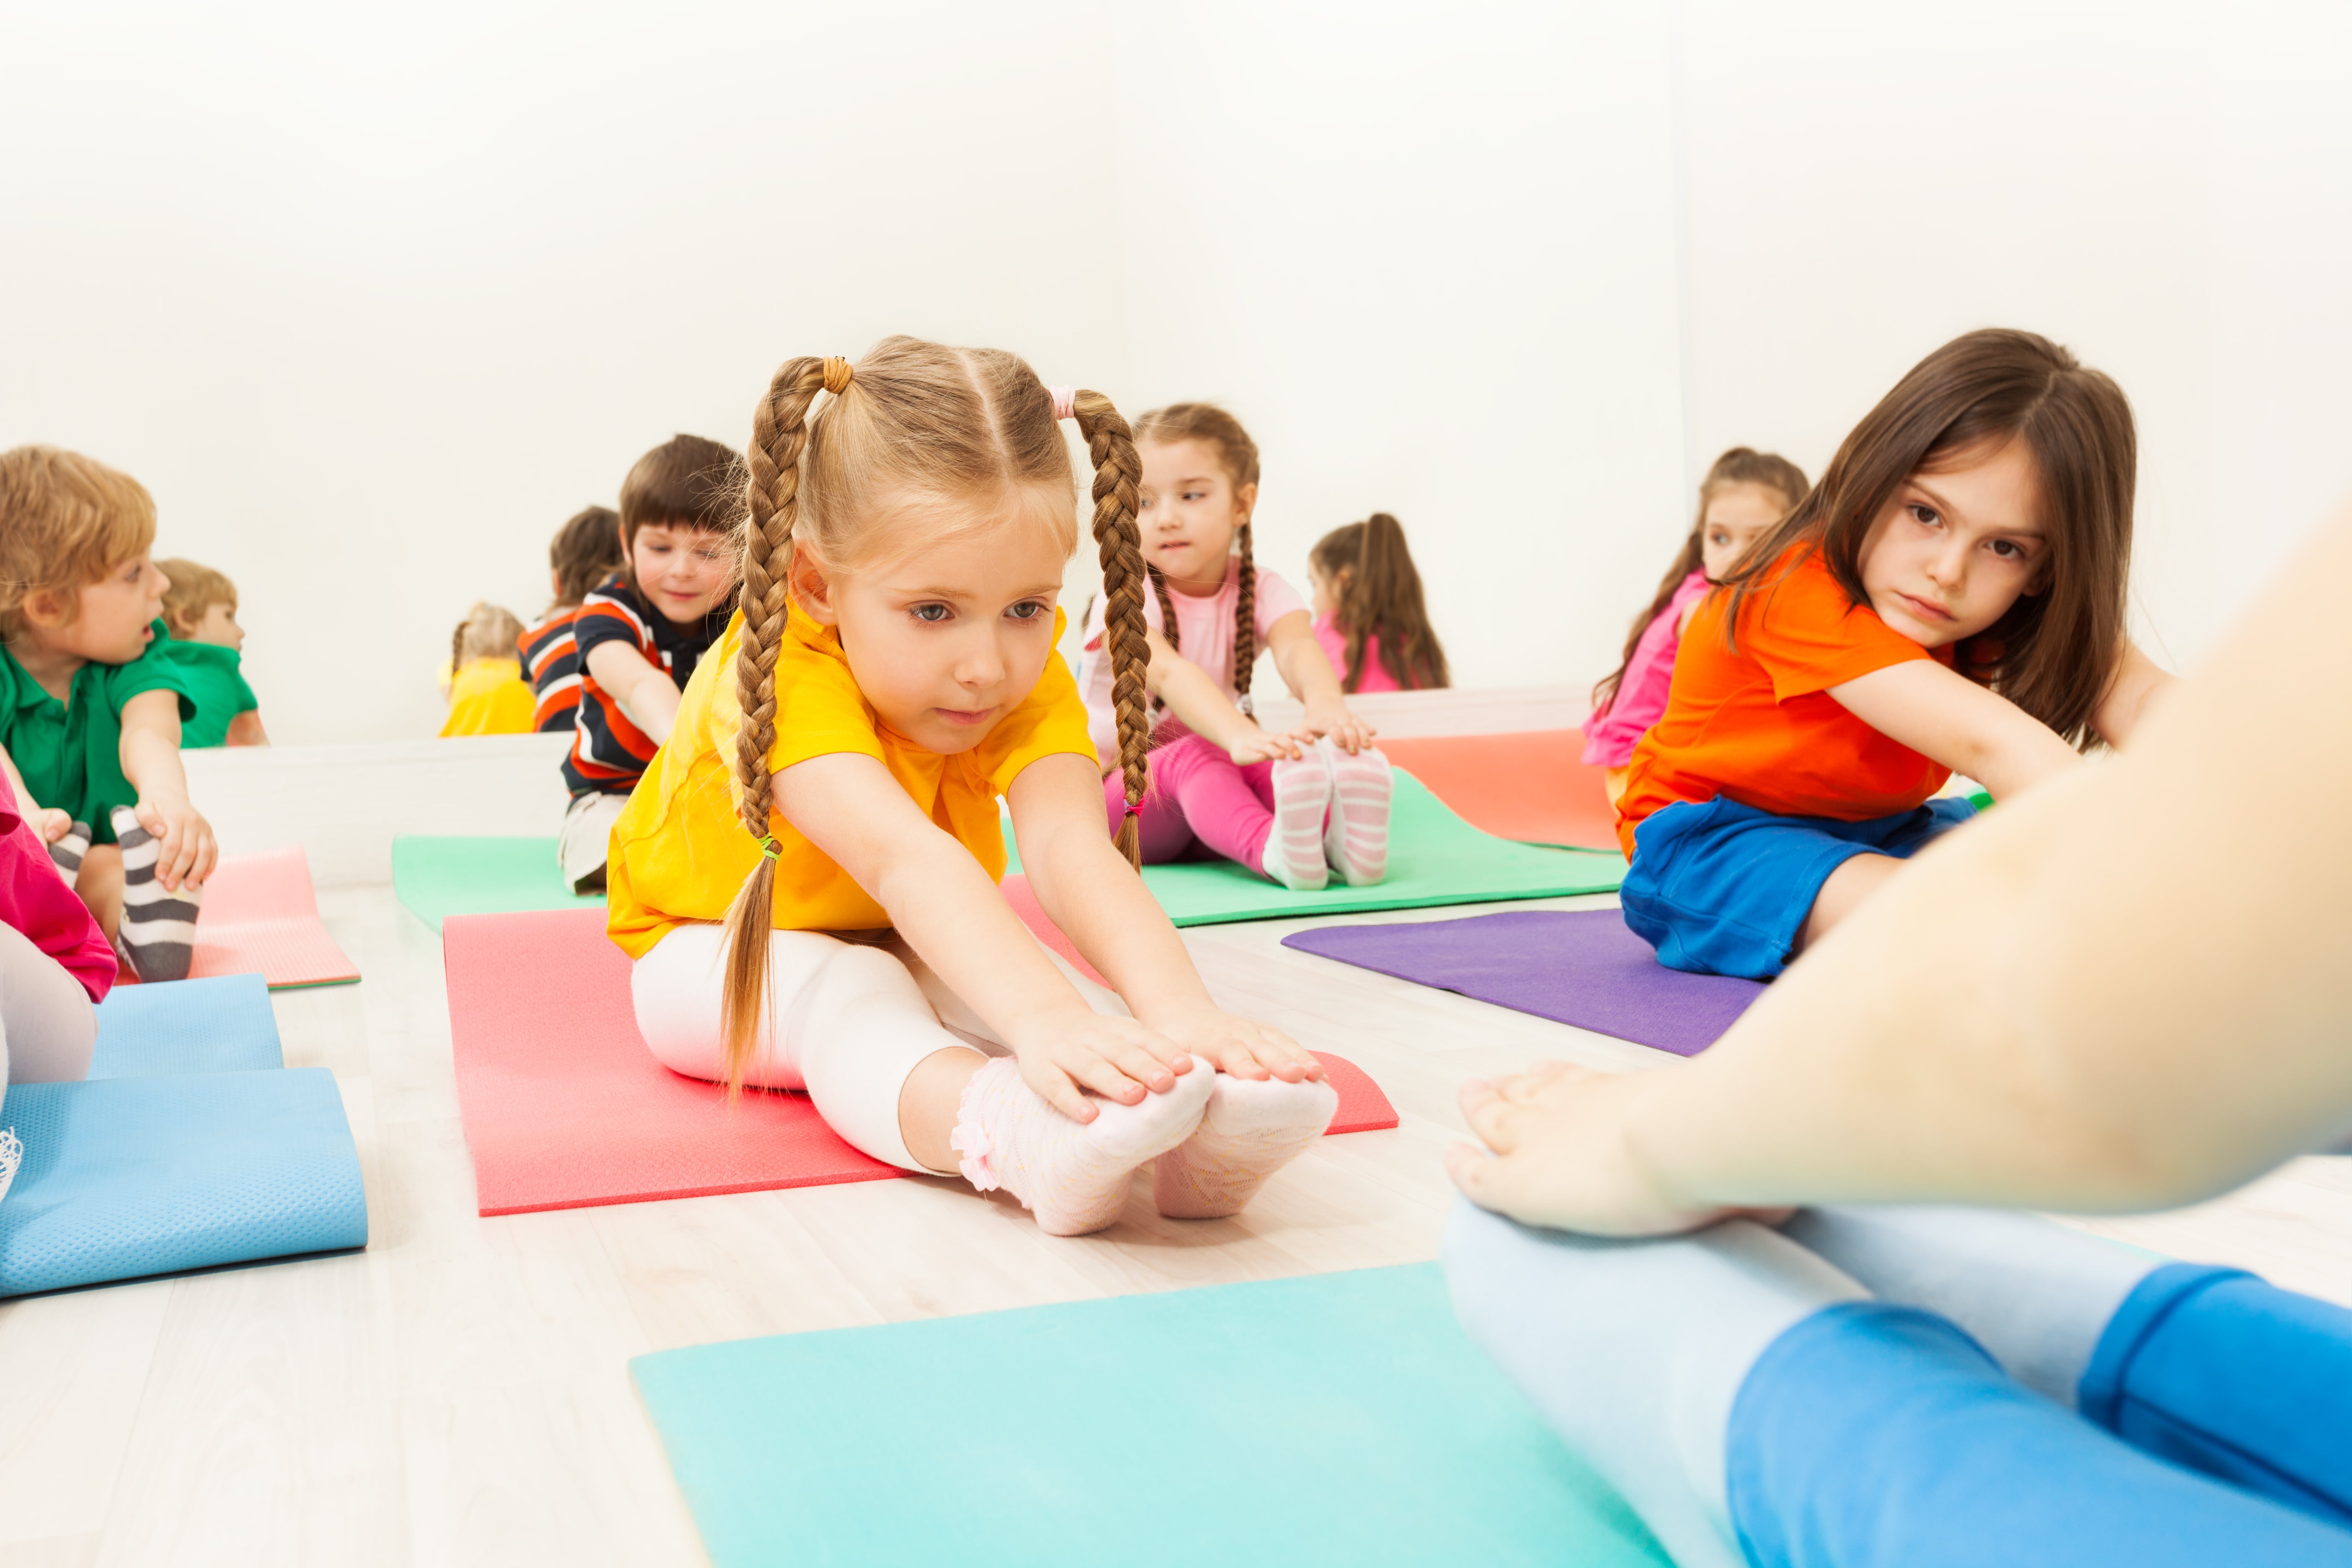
[1826,660,2079,801]
[119,688,217,890]
[1267,609,1374,752]
[1144,627,1314,764]
[1009,753,1323,1084]
[584,643,684,745]
[775,751,1185,1122]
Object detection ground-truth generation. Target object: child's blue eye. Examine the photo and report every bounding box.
[911,603,951,623]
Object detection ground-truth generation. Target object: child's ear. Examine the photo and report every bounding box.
[1234,481,1259,525]
[788,549,841,625]
[18,587,67,630]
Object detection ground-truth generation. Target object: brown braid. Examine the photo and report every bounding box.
[717,355,833,1090]
[1074,389,1150,868]
[1230,520,1257,703]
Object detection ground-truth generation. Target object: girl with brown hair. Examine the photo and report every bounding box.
[1074,404,1393,892]
[602,340,1336,1237]
[1307,512,1451,695]
[1614,328,2174,980]
[1582,449,1809,804]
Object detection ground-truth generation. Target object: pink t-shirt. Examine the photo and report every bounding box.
[0,774,116,1003]
[1312,613,1403,695]
[1078,556,1308,755]
[1582,570,1714,769]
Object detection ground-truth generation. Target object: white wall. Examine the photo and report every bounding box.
[1673,0,2352,673]
[1,0,1123,741]
[1108,0,1691,696]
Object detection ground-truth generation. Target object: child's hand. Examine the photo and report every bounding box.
[1010,1010,1196,1123]
[1145,1003,1325,1083]
[32,807,72,845]
[1227,725,1313,766]
[136,797,218,892]
[1302,694,1376,753]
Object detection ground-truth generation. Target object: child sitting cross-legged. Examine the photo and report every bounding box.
[607,340,1338,1235]
[561,437,739,894]
[0,446,217,983]
[157,557,268,747]
[519,505,627,733]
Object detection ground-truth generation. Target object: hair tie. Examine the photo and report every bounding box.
[1047,385,1077,421]
[821,357,854,396]
[1123,802,1142,819]
[756,835,782,862]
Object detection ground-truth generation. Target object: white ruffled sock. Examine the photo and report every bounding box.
[1154,1071,1339,1219]
[1258,754,1331,891]
[950,1057,1214,1236]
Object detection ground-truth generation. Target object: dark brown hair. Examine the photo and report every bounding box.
[1592,448,1808,714]
[1309,513,1450,691]
[547,505,624,611]
[1131,402,1262,704]
[1720,328,2135,747]
[619,435,743,594]
[717,339,1150,1086]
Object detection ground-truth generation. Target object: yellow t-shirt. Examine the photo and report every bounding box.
[439,657,536,737]
[605,602,1096,959]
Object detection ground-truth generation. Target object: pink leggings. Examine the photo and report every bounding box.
[1102,732,1285,869]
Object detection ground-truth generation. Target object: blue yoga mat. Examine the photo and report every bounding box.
[633,1264,1669,1567]
[0,1068,368,1297]
[89,973,284,1078]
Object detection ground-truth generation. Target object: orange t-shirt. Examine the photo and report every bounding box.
[1616,545,1953,856]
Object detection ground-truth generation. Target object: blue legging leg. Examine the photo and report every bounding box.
[1728,1301,2352,1568]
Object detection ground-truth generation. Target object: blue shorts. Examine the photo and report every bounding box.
[1620,794,1977,979]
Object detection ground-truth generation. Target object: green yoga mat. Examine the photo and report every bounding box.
[1006,771,1624,925]
[632,1264,1669,1568]
[391,835,601,933]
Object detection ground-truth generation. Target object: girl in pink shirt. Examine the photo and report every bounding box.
[1584,448,1810,803]
[1077,404,1390,891]
[0,772,111,1201]
[1307,512,1451,696]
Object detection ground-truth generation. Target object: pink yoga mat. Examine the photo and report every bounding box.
[444,908,898,1215]
[1003,873,1399,1135]
[114,845,360,990]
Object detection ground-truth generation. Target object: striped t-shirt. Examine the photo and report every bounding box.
[562,578,733,797]
[519,606,587,732]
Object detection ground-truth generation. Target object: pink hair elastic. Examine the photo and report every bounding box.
[1123,802,1142,818]
[1048,385,1077,421]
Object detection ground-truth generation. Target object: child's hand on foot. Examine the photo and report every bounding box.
[1446,1062,1778,1239]
[1226,725,1312,766]
[32,806,72,844]
[134,794,217,891]
[1147,1003,1324,1083]
[1302,695,1375,753]
[1008,1010,1194,1123]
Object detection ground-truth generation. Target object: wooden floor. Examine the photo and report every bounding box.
[1,712,2346,1565]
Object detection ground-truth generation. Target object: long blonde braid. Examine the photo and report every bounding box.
[1075,391,1151,866]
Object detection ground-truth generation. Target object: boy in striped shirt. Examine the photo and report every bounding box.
[559,437,739,893]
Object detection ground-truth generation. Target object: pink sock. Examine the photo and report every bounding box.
[1154,1072,1339,1220]
[951,1058,1214,1236]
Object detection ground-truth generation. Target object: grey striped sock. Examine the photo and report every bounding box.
[109,806,200,982]
[47,819,91,885]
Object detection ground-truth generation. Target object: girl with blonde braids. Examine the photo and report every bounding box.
[1075,404,1393,891]
[604,339,1336,1236]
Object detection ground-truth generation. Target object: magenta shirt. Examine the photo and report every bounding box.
[0,773,116,1003]
[1582,570,1714,769]
[1312,614,1403,695]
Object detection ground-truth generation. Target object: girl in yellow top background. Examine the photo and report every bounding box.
[607,337,1337,1237]
[438,601,535,737]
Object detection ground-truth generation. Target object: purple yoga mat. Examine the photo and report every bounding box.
[1282,909,1765,1057]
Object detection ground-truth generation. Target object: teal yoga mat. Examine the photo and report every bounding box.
[90,973,283,1078]
[0,1068,368,1297]
[392,834,601,932]
[1005,771,1623,925]
[632,1263,1669,1568]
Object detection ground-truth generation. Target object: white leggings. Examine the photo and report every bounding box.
[631,923,1128,1173]
[0,920,98,1114]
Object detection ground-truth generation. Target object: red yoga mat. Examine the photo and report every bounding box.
[114,845,361,990]
[1002,874,1398,1135]
[1378,730,1623,854]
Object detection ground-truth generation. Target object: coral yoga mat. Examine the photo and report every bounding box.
[1377,729,1624,852]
